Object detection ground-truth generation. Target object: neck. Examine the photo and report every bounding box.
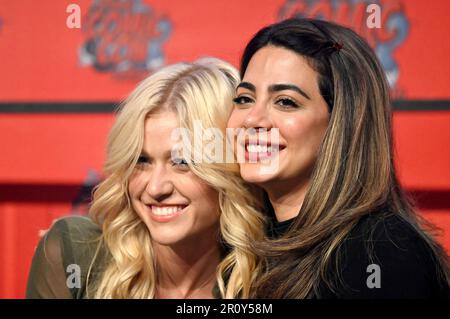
[154,231,222,299]
[264,178,310,222]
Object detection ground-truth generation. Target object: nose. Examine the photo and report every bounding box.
[242,100,272,130]
[145,165,174,202]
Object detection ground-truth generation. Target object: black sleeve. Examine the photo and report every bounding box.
[317,213,450,299]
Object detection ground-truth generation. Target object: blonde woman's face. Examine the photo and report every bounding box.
[128,111,220,247]
[227,46,330,190]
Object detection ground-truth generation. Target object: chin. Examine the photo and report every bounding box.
[152,238,182,247]
[239,163,278,185]
[150,232,187,247]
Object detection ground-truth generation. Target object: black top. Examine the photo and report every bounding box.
[27,213,450,299]
[268,212,450,299]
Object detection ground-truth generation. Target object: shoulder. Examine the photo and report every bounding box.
[319,212,449,298]
[50,215,101,238]
[43,215,102,261]
[49,214,105,265]
[45,215,106,297]
[345,212,424,254]
[27,215,106,299]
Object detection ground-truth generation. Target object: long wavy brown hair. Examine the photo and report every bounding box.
[240,18,450,298]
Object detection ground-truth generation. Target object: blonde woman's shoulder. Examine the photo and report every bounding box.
[40,215,101,245]
[27,215,106,298]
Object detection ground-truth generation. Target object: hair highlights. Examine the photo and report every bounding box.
[241,18,450,298]
[88,58,265,298]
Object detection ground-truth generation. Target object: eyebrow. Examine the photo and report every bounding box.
[236,82,311,100]
[139,149,183,160]
[236,82,256,92]
[269,84,311,100]
[139,150,150,158]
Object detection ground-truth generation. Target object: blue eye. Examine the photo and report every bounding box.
[135,155,150,169]
[172,158,189,168]
[137,156,147,163]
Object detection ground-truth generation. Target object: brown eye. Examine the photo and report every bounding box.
[275,98,299,109]
[233,96,254,105]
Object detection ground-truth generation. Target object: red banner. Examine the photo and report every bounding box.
[0,0,449,102]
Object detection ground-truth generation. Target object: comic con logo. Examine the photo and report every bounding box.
[279,0,409,93]
[79,0,172,77]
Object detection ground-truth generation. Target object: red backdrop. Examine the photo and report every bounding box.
[1,0,449,298]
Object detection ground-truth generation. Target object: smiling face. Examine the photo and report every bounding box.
[227,45,330,193]
[128,110,220,247]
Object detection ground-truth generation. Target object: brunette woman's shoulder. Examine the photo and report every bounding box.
[317,211,450,299]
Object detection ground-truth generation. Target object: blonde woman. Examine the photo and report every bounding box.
[26,58,264,299]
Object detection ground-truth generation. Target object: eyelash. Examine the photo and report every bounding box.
[233,96,254,105]
[172,158,189,168]
[136,156,189,169]
[275,97,299,109]
[233,95,300,109]
[137,156,149,165]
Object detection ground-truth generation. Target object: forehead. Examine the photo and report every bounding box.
[143,111,180,153]
[243,45,319,92]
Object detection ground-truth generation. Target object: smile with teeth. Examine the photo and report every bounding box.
[146,205,188,222]
[243,141,285,161]
[150,205,186,216]
[246,144,279,153]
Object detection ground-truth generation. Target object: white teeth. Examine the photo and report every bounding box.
[246,144,278,153]
[151,206,184,216]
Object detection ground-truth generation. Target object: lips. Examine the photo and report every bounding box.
[146,204,188,222]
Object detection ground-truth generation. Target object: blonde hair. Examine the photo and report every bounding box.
[87,58,265,298]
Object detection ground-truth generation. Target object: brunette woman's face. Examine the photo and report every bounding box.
[128,111,220,247]
[227,46,330,191]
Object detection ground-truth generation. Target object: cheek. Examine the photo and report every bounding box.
[128,171,147,198]
[177,176,219,212]
[277,113,328,150]
[276,116,309,142]
[227,109,245,128]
